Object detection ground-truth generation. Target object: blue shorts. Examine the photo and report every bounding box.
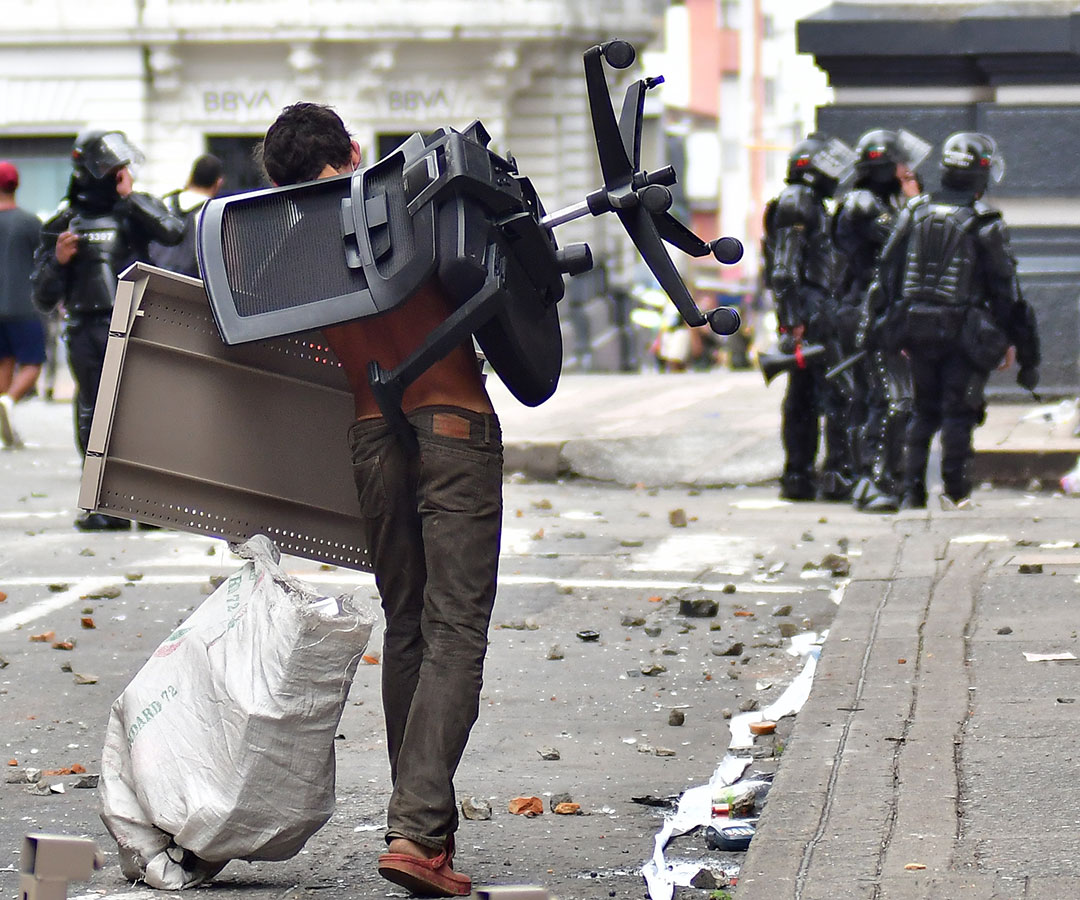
[0,318,47,366]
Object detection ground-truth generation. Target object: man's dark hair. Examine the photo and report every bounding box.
[190,154,224,189]
[260,102,353,186]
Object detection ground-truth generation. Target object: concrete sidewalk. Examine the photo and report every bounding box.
[490,369,1080,491]
[734,489,1080,900]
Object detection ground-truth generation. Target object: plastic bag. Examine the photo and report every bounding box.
[100,534,375,889]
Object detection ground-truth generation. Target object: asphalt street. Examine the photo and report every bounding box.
[2,373,1079,900]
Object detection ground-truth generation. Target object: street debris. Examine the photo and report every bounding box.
[460,797,492,820]
[508,796,544,817]
[904,863,927,870]
[29,630,55,643]
[668,508,688,528]
[546,645,564,660]
[576,629,600,642]
[537,747,561,760]
[51,640,75,651]
[668,709,685,726]
[641,663,667,676]
[72,673,98,685]
[1023,651,1077,662]
[705,819,757,851]
[553,802,582,815]
[74,774,101,789]
[621,613,646,627]
[679,598,718,618]
[80,617,96,629]
[712,641,743,657]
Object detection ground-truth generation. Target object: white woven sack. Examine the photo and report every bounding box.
[100,535,374,889]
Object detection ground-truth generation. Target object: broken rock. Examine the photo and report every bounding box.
[679,597,718,618]
[461,797,492,821]
[508,796,544,817]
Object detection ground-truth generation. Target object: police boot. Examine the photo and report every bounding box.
[780,471,816,502]
[75,512,132,531]
[863,490,900,514]
[850,476,874,509]
[901,487,928,510]
[819,470,854,502]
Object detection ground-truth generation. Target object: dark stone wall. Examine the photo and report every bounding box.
[800,2,1080,395]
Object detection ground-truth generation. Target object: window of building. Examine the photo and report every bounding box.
[376,132,416,160]
[0,136,77,220]
[206,135,266,195]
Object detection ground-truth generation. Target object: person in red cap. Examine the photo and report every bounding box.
[0,160,46,449]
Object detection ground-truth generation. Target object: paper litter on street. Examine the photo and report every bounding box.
[1023,651,1077,662]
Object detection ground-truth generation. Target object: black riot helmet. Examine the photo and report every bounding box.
[785,133,844,197]
[940,132,1004,194]
[854,129,904,191]
[72,129,143,181]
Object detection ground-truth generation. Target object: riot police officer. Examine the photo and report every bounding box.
[762,133,849,501]
[31,129,184,530]
[873,132,1039,509]
[832,129,922,512]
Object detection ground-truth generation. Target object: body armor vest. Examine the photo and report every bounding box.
[901,203,980,308]
[68,212,123,314]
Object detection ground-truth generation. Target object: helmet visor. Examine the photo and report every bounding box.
[896,129,932,171]
[812,137,857,183]
[78,131,145,180]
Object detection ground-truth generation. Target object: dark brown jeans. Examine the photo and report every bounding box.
[348,405,503,851]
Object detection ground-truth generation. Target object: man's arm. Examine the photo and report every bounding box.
[979,214,1040,388]
[30,211,74,315]
[121,191,186,247]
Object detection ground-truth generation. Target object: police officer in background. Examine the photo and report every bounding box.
[31,129,184,531]
[832,129,922,512]
[762,133,849,501]
[872,132,1039,510]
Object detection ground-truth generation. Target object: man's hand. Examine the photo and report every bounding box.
[115,167,133,198]
[998,346,1016,371]
[791,324,806,343]
[54,230,79,265]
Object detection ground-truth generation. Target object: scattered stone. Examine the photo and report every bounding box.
[73,774,100,789]
[661,648,679,656]
[461,797,492,820]
[51,640,75,651]
[59,662,72,673]
[690,869,719,890]
[576,630,600,642]
[730,786,758,818]
[636,743,653,752]
[1018,563,1043,574]
[7,768,41,784]
[0,655,7,669]
[679,597,718,618]
[621,613,646,627]
[619,539,644,547]
[837,537,850,553]
[778,622,799,638]
[711,641,744,657]
[563,530,586,540]
[721,708,733,720]
[48,583,69,593]
[668,709,685,726]
[734,609,754,618]
[553,802,581,815]
[124,572,144,582]
[722,583,737,594]
[668,508,688,528]
[767,561,786,575]
[79,549,94,557]
[772,604,793,617]
[538,747,561,761]
[82,586,122,600]
[80,617,95,629]
[532,499,552,510]
[29,631,55,643]
[556,585,574,595]
[550,792,574,811]
[500,619,540,631]
[546,645,565,660]
[739,698,759,712]
[997,626,1013,635]
[508,796,544,817]
[654,747,676,757]
[819,553,851,577]
[644,625,662,637]
[73,673,99,685]
[801,531,815,542]
[641,663,667,676]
